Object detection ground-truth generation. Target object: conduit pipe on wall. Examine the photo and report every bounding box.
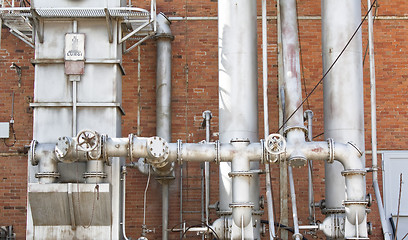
[203,110,212,225]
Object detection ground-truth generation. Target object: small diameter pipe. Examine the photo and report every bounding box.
[288,166,302,240]
[203,110,212,225]
[121,166,130,240]
[261,0,276,238]
[367,0,391,239]
[304,110,315,224]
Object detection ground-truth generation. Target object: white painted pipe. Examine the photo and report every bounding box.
[203,110,212,225]
[218,0,259,228]
[121,166,130,240]
[322,0,365,211]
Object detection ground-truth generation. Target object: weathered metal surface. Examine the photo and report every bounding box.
[29,183,111,226]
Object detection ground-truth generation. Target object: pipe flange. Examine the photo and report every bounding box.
[146,136,170,167]
[230,138,250,143]
[252,210,264,216]
[177,139,183,165]
[343,200,368,206]
[265,133,286,155]
[216,210,232,216]
[341,169,366,176]
[347,141,363,157]
[35,172,60,179]
[293,233,303,240]
[321,207,345,215]
[289,155,307,168]
[83,172,107,178]
[29,140,38,166]
[101,134,110,165]
[215,140,220,164]
[55,136,71,159]
[228,171,254,178]
[229,202,254,208]
[283,126,308,137]
[327,138,335,163]
[154,33,175,40]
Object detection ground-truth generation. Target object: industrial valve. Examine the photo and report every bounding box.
[77,129,100,152]
[265,133,286,155]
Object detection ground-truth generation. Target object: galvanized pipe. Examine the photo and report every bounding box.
[288,166,302,240]
[262,0,276,237]
[279,0,304,129]
[34,143,59,184]
[322,0,365,213]
[155,13,173,240]
[304,110,315,224]
[366,0,392,238]
[203,110,212,225]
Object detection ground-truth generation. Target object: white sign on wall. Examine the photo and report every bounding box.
[65,33,85,61]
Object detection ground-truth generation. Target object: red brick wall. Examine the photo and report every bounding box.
[0,0,406,239]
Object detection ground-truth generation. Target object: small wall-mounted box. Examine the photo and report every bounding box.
[0,122,10,138]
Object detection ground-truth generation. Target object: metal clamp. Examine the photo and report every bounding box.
[177,139,183,165]
[327,138,335,163]
[228,171,254,178]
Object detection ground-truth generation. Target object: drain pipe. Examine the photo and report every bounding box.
[366,0,392,238]
[155,13,174,240]
[218,0,260,237]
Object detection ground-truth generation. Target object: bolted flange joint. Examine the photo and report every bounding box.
[146,136,170,168]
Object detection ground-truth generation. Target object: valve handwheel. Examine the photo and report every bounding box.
[265,133,286,155]
[77,130,99,152]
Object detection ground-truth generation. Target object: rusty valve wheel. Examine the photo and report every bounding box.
[265,133,286,155]
[77,130,99,152]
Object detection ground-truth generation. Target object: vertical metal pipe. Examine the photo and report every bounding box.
[218,0,259,216]
[155,13,173,240]
[72,20,78,137]
[121,166,130,240]
[366,1,392,238]
[203,110,212,225]
[277,0,289,238]
[279,0,303,128]
[288,166,301,240]
[262,0,276,238]
[322,0,365,211]
[305,110,315,224]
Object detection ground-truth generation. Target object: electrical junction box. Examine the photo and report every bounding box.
[0,122,9,138]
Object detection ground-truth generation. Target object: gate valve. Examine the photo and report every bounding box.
[76,129,100,152]
[265,133,286,155]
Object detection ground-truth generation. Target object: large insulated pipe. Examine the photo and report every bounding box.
[155,13,173,240]
[218,0,260,236]
[322,0,365,214]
